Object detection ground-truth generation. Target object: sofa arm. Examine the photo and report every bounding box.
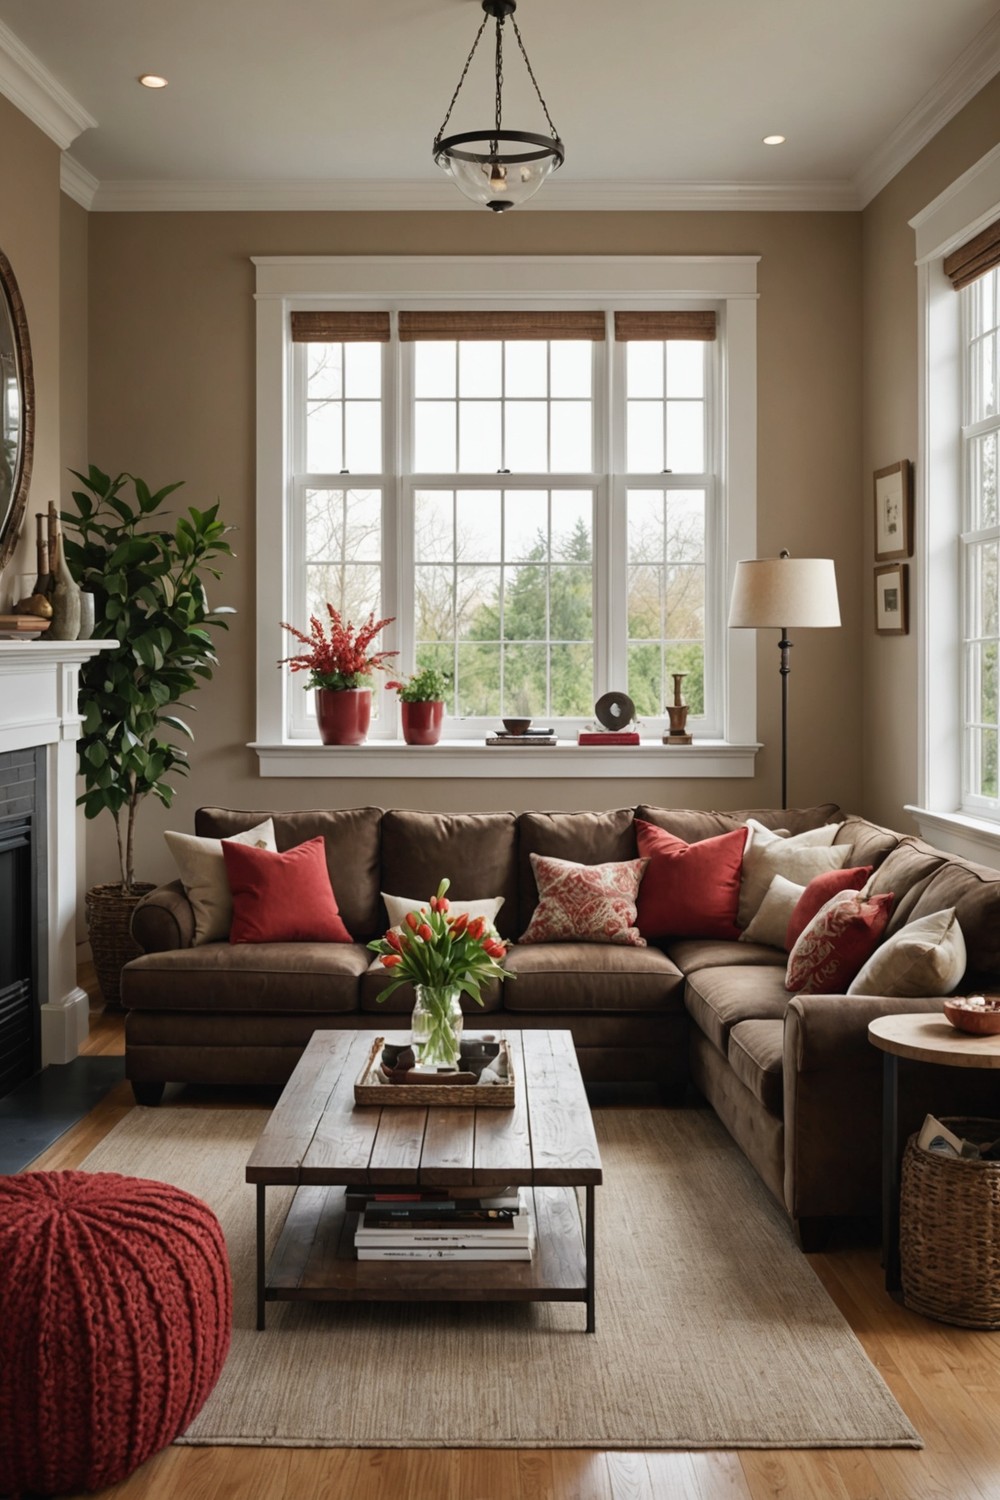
[131,881,196,953]
[782,994,946,1221]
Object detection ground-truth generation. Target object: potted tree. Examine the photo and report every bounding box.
[62,466,234,1007]
[279,605,396,745]
[387,666,450,746]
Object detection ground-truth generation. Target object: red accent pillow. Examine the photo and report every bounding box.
[785,890,893,995]
[785,865,874,950]
[634,820,748,941]
[520,853,648,946]
[222,836,353,944]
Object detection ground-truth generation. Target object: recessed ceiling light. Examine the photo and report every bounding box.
[138,74,168,89]
[762,134,786,146]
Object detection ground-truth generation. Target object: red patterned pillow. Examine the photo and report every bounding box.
[520,854,649,947]
[222,836,353,944]
[785,864,873,950]
[634,820,748,940]
[785,890,893,994]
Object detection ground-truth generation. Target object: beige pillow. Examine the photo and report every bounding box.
[739,873,805,948]
[165,819,277,944]
[382,893,504,931]
[847,908,966,997]
[738,818,846,928]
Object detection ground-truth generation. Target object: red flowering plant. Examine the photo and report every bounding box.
[367,878,510,1005]
[278,605,397,690]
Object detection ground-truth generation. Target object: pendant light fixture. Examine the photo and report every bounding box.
[433,0,564,212]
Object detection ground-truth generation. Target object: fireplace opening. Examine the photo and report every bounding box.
[0,748,45,1100]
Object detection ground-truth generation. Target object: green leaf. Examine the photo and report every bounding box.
[160,714,194,740]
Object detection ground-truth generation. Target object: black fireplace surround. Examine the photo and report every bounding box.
[0,748,45,1098]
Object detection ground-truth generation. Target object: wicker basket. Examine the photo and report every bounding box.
[900,1117,1000,1328]
[85,882,155,1010]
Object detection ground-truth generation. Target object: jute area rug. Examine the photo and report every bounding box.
[78,1105,920,1451]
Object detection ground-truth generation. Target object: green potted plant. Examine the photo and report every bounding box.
[279,605,396,745]
[387,665,450,746]
[62,466,234,1007]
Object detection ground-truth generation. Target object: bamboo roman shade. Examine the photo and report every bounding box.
[614,311,717,341]
[397,311,606,341]
[943,217,1000,291]
[290,311,390,343]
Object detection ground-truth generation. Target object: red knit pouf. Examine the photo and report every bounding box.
[0,1171,231,1497]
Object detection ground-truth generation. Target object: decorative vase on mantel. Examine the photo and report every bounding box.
[411,984,464,1069]
[315,686,372,746]
[48,504,81,642]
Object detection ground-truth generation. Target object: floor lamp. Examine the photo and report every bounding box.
[728,550,841,810]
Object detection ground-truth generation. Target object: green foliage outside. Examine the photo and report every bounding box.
[62,466,235,891]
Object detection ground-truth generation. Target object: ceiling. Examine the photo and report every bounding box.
[1,0,999,211]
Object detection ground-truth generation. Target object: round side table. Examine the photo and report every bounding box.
[868,1013,1000,1293]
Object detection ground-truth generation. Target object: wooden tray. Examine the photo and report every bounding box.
[354,1035,515,1108]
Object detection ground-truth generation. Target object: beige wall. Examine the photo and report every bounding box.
[84,209,863,888]
[0,94,62,605]
[861,75,1000,829]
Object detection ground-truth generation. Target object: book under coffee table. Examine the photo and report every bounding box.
[246,1027,603,1331]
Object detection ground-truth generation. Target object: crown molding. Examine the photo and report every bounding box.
[855,12,1000,207]
[81,173,858,214]
[60,154,99,210]
[0,19,95,149]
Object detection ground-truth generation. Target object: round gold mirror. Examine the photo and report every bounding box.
[0,249,34,575]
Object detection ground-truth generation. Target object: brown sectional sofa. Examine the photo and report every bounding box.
[123,801,1000,1245]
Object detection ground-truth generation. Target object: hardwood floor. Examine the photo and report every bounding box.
[24,969,1000,1500]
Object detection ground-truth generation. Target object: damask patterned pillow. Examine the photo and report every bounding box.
[785,889,893,995]
[520,853,649,947]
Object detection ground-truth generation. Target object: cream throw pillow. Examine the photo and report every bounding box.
[739,873,805,948]
[382,893,504,931]
[847,907,966,997]
[165,819,277,945]
[738,818,847,929]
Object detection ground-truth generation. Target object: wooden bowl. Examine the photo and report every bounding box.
[943,998,1000,1035]
[502,717,531,735]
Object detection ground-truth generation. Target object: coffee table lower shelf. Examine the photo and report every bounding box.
[256,1182,595,1330]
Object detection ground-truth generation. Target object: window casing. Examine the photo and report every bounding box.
[253,256,759,776]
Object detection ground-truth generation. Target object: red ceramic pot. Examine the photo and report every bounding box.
[315,687,371,746]
[400,699,444,746]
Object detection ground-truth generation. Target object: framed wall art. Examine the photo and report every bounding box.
[874,563,909,636]
[873,460,912,562]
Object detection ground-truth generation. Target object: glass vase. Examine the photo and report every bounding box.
[410,984,464,1069]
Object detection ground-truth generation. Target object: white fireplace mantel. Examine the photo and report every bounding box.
[0,639,114,1064]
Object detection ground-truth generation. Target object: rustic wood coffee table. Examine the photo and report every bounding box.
[246,1027,603,1331]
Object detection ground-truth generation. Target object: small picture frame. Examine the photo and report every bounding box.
[873,460,912,562]
[875,563,909,635]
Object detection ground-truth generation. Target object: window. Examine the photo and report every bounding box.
[961,265,1000,813]
[254,257,759,776]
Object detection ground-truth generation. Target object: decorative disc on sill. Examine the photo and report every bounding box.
[594,691,636,730]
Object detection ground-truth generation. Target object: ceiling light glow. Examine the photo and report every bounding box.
[138,74,168,89]
[762,134,786,146]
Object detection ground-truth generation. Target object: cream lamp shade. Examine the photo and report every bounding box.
[728,555,841,629]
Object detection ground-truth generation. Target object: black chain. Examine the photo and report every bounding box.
[492,15,504,152]
[434,11,489,144]
[510,13,559,138]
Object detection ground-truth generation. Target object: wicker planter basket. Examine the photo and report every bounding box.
[85,883,155,1010]
[900,1117,1000,1328]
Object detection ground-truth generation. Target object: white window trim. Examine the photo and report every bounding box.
[908,145,1000,863]
[251,255,760,778]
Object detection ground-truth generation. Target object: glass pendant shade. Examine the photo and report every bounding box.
[435,130,563,212]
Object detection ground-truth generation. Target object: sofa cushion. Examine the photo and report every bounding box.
[832,816,899,871]
[223,836,354,944]
[195,806,383,941]
[738,821,848,928]
[683,964,791,1053]
[847,907,966,998]
[784,865,874,950]
[360,961,504,1015]
[120,942,370,1013]
[634,821,747,940]
[635,803,841,844]
[502,941,685,1013]
[664,938,786,975]
[517,809,637,932]
[785,891,893,994]
[381,892,504,932]
[865,837,948,935]
[520,853,648,947]
[727,1019,784,1117]
[164,819,277,945]
[904,858,1000,984]
[380,810,519,942]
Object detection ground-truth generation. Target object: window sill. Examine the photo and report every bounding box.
[905,805,1000,871]
[251,739,761,779]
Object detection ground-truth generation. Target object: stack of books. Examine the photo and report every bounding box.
[486,728,556,747]
[577,729,639,745]
[351,1187,534,1261]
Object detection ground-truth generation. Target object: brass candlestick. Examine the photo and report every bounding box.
[663,672,692,745]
